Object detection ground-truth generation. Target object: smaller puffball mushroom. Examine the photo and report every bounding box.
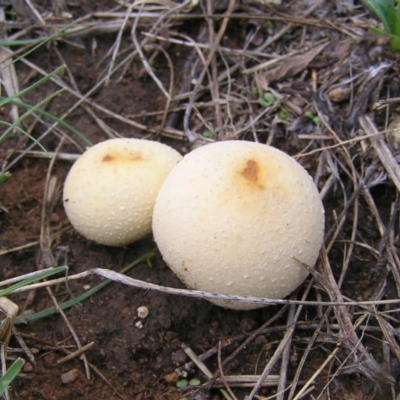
[152,141,325,310]
[63,138,182,246]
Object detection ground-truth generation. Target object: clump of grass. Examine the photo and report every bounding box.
[0,267,68,398]
[366,0,400,51]
[0,26,93,395]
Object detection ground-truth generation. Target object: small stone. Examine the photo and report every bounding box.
[22,362,33,373]
[50,213,60,223]
[61,369,79,384]
[164,371,179,384]
[137,306,149,319]
[135,321,143,329]
[328,86,351,103]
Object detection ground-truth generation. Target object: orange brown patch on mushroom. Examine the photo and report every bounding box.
[235,158,265,191]
[101,151,144,164]
[241,159,258,181]
[102,154,114,162]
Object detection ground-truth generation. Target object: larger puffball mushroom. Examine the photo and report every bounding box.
[152,141,324,310]
[63,138,182,246]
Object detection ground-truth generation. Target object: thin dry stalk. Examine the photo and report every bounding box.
[217,342,239,400]
[35,139,91,379]
[315,247,395,384]
[7,267,400,307]
[276,305,296,400]
[182,344,233,400]
[247,283,312,400]
[183,0,235,142]
[360,116,400,193]
[287,307,334,400]
[56,341,95,364]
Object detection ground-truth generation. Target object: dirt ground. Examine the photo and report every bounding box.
[1,1,400,399]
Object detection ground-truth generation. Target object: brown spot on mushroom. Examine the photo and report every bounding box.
[101,151,144,163]
[237,158,265,190]
[242,159,258,181]
[102,154,114,162]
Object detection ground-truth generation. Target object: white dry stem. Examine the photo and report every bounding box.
[0,297,19,400]
[359,116,400,193]
[0,8,19,124]
[5,267,400,308]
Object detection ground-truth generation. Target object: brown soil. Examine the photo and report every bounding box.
[1,1,400,400]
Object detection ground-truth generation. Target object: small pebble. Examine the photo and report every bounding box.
[135,321,143,329]
[61,368,79,384]
[164,371,179,384]
[137,306,149,319]
[328,86,351,103]
[22,362,33,373]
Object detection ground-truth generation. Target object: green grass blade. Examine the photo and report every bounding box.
[370,26,389,36]
[0,97,92,146]
[0,21,84,72]
[395,0,400,36]
[18,280,110,323]
[367,0,397,34]
[0,88,65,146]
[0,21,88,50]
[0,65,65,108]
[15,249,156,324]
[0,266,68,298]
[0,38,58,47]
[0,121,49,153]
[0,358,24,396]
[390,35,400,50]
[0,172,11,185]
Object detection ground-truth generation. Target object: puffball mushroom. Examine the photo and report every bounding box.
[63,138,182,246]
[152,141,324,310]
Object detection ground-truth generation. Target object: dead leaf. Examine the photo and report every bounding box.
[262,42,329,84]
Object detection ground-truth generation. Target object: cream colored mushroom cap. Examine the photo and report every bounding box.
[152,140,324,310]
[63,138,182,246]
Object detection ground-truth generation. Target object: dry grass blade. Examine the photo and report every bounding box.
[247,281,312,399]
[313,248,395,384]
[375,313,400,363]
[0,297,18,345]
[56,341,95,364]
[0,10,19,124]
[8,267,400,308]
[182,344,234,400]
[359,116,400,193]
[0,297,19,400]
